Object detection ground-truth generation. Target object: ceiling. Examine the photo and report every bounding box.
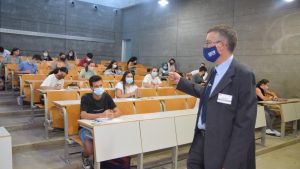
[77,0,154,9]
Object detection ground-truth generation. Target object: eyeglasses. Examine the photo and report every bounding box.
[203,41,222,47]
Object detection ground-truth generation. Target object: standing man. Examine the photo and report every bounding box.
[169,25,257,169]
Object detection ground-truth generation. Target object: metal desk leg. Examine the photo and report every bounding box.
[261,127,266,146]
[62,107,70,164]
[43,94,49,139]
[172,146,178,169]
[137,153,143,169]
[293,121,297,136]
[281,122,286,138]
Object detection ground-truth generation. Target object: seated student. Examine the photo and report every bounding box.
[66,50,76,61]
[42,50,53,61]
[5,48,22,64]
[167,58,176,72]
[104,60,123,75]
[191,66,207,85]
[0,46,11,58]
[256,79,280,136]
[78,53,93,67]
[79,61,97,80]
[40,67,68,90]
[80,75,130,169]
[142,67,162,88]
[18,55,42,74]
[51,53,71,70]
[159,62,169,77]
[115,71,139,98]
[126,56,137,72]
[190,63,208,81]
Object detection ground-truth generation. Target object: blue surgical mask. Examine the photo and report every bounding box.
[151,72,158,77]
[93,87,104,96]
[126,77,133,84]
[203,46,220,62]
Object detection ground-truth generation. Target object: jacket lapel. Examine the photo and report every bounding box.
[209,59,236,99]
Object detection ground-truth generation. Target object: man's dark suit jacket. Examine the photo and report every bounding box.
[177,58,257,169]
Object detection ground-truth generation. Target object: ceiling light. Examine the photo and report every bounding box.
[284,0,294,2]
[158,0,169,7]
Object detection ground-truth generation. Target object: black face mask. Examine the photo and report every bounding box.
[133,62,137,65]
[60,58,66,62]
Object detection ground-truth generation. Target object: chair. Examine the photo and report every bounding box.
[135,80,142,87]
[175,89,186,95]
[138,88,157,97]
[114,75,123,81]
[45,90,79,129]
[115,101,135,115]
[163,98,187,111]
[78,89,92,98]
[157,88,176,96]
[135,100,161,114]
[101,75,114,81]
[186,97,197,109]
[135,68,147,76]
[20,74,46,102]
[103,81,112,88]
[134,75,144,81]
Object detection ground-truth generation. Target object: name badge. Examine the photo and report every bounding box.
[217,93,232,105]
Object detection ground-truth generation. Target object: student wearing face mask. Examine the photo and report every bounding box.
[18,55,42,74]
[42,50,53,61]
[66,50,76,61]
[142,67,162,88]
[167,58,176,72]
[78,53,93,67]
[104,60,123,75]
[51,53,71,70]
[256,79,280,136]
[79,61,97,80]
[40,67,68,90]
[159,62,169,77]
[115,71,139,98]
[79,75,130,169]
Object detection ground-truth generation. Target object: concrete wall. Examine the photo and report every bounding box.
[122,0,300,98]
[0,0,122,62]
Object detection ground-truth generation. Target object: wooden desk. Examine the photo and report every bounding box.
[0,127,12,169]
[258,99,300,137]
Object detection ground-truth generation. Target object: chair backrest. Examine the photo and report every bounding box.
[255,106,266,128]
[135,80,142,87]
[135,100,161,114]
[45,90,79,128]
[115,101,135,115]
[106,89,115,98]
[135,67,147,76]
[138,88,157,97]
[66,104,81,135]
[78,89,92,98]
[175,89,186,95]
[101,75,114,81]
[163,98,187,111]
[103,81,112,88]
[114,75,122,81]
[21,74,46,101]
[32,81,43,103]
[281,103,298,122]
[157,88,176,96]
[134,75,144,81]
[186,97,197,109]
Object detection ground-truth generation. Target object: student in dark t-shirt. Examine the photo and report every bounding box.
[80,75,130,169]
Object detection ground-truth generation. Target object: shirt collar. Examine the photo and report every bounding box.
[215,55,234,74]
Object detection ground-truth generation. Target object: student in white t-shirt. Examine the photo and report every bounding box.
[142,67,162,88]
[40,67,68,90]
[115,71,139,98]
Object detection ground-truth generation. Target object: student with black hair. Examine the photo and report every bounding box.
[104,60,123,75]
[115,71,139,98]
[142,67,162,88]
[5,48,21,64]
[192,66,207,84]
[66,50,76,61]
[18,55,42,74]
[78,53,93,67]
[79,61,97,80]
[167,58,176,72]
[0,46,10,58]
[51,53,71,70]
[40,67,68,90]
[256,79,280,136]
[79,75,130,169]
[42,50,53,61]
[126,56,137,72]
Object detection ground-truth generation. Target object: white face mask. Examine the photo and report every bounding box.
[43,53,48,57]
[112,64,118,69]
[69,53,73,56]
[87,58,91,61]
[151,72,158,77]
